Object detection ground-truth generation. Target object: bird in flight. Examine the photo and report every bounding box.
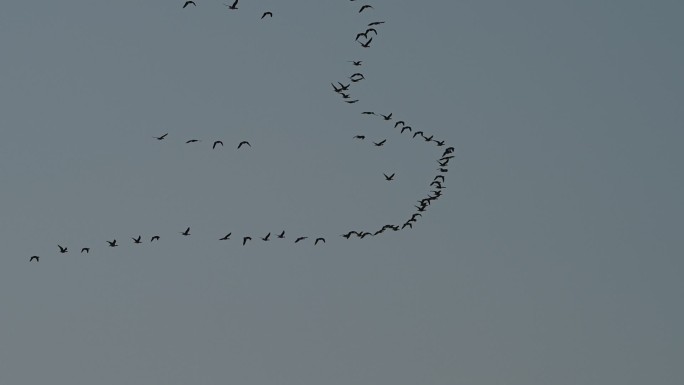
[81,247,90,253]
[213,140,223,149]
[373,139,386,146]
[219,233,232,240]
[394,121,405,128]
[349,60,363,66]
[225,0,238,10]
[362,111,375,115]
[353,135,365,140]
[181,227,191,236]
[242,236,251,246]
[277,231,285,239]
[132,236,142,244]
[383,173,395,181]
[58,245,68,253]
[107,240,118,247]
[359,5,374,13]
[380,113,392,120]
[261,11,273,19]
[345,99,359,104]
[30,256,39,262]
[314,237,325,245]
[183,1,196,8]
[368,21,385,26]
[400,126,412,133]
[360,37,373,48]
[154,133,168,140]
[237,141,251,149]
[150,235,160,242]
[294,236,308,243]
[186,139,200,144]
[261,232,271,241]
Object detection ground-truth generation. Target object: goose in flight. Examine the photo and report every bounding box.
[261,232,271,241]
[186,139,200,144]
[132,236,142,244]
[368,21,386,26]
[261,11,273,19]
[277,231,285,239]
[373,139,386,146]
[213,140,223,149]
[412,131,425,138]
[154,133,168,140]
[394,121,405,128]
[400,126,412,133]
[58,245,68,253]
[107,240,118,247]
[183,1,196,8]
[360,37,373,48]
[362,111,376,115]
[355,32,368,41]
[359,5,374,13]
[294,236,308,243]
[348,60,363,66]
[349,73,365,82]
[225,0,238,9]
[380,113,392,120]
[237,141,251,149]
[242,236,251,246]
[219,233,231,240]
[433,140,445,146]
[339,92,351,99]
[180,227,191,236]
[30,256,40,262]
[353,135,365,140]
[383,173,395,181]
[345,99,359,104]
[365,28,378,36]
[150,235,160,242]
[314,238,325,245]
[81,247,90,253]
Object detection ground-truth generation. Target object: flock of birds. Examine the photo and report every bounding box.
[28,1,453,262]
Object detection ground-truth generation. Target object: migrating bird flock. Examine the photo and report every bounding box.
[28,1,454,262]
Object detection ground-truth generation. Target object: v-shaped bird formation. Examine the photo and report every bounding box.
[28,1,453,262]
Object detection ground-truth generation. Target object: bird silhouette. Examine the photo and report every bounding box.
[30,256,39,262]
[360,37,373,48]
[150,235,160,242]
[242,236,251,246]
[183,1,196,8]
[368,21,385,26]
[58,245,68,253]
[213,140,223,149]
[355,32,368,41]
[394,121,405,128]
[400,126,412,133]
[433,140,445,146]
[353,135,366,140]
[294,236,308,243]
[154,133,168,140]
[314,237,326,245]
[261,232,271,241]
[237,141,251,149]
[349,60,363,66]
[380,113,393,120]
[339,92,351,99]
[277,230,285,238]
[219,233,231,240]
[81,247,90,253]
[365,28,378,36]
[225,0,238,10]
[373,139,386,146]
[362,111,376,115]
[181,227,191,236]
[132,236,142,244]
[186,139,200,144]
[345,99,360,104]
[261,11,273,19]
[413,131,425,138]
[359,5,374,13]
[107,240,118,247]
[383,173,395,181]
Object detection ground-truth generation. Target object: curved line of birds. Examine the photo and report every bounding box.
[27,1,454,263]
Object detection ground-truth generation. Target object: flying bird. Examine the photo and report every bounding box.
[261,11,273,19]
[107,240,118,247]
[294,236,308,243]
[373,139,386,146]
[345,99,360,104]
[213,140,223,149]
[360,37,373,48]
[242,236,251,246]
[186,139,200,143]
[261,232,271,241]
[353,135,365,140]
[380,113,392,120]
[359,5,374,13]
[277,231,285,239]
[400,126,412,133]
[58,245,68,253]
[362,111,376,115]
[154,133,168,140]
[383,173,395,181]
[314,238,326,245]
[219,233,232,240]
[237,141,251,149]
[81,247,90,253]
[150,235,160,242]
[180,227,191,236]
[30,256,39,262]
[183,1,196,8]
[368,21,386,26]
[365,28,378,36]
[348,60,363,66]
[225,0,238,9]
[394,121,405,128]
[132,236,142,244]
[433,140,446,146]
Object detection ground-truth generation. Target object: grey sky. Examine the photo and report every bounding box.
[1,1,682,384]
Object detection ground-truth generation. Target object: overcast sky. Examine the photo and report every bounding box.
[1,1,682,384]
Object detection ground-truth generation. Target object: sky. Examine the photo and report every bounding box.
[1,0,682,384]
